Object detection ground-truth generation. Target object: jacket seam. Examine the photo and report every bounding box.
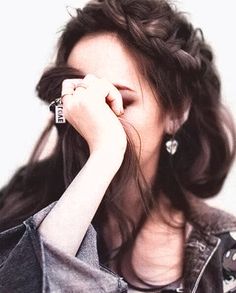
[191,237,221,293]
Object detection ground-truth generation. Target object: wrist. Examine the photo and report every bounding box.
[89,147,125,170]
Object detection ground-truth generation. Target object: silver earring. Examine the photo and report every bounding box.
[166,138,178,155]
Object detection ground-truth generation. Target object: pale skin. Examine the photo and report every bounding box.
[38,32,186,287]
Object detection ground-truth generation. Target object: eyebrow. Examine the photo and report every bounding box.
[113,83,136,93]
[73,67,136,93]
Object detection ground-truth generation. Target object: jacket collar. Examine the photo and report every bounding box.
[186,195,236,235]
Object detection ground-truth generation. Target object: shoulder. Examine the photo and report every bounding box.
[185,196,236,292]
[186,195,236,235]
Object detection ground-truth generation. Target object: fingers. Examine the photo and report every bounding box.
[61,78,84,96]
[61,74,124,117]
[100,77,124,116]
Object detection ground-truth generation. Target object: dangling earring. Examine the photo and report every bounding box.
[165,137,178,155]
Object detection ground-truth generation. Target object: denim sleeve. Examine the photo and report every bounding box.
[0,202,127,293]
[0,213,44,292]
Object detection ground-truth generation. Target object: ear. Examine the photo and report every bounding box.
[165,107,190,134]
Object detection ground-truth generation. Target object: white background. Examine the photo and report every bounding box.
[0,1,235,214]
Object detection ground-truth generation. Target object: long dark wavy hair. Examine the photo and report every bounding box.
[0,0,235,276]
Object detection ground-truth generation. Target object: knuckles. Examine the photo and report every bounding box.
[61,75,114,93]
[61,75,122,115]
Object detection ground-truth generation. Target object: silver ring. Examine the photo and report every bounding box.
[75,82,88,90]
[61,93,73,100]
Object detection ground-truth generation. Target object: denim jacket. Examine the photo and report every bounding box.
[0,197,236,293]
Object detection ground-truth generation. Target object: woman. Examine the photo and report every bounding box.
[0,0,236,292]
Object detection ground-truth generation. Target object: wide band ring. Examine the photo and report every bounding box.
[49,95,66,124]
[49,92,73,113]
[49,98,61,113]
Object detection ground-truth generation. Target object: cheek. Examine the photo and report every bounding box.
[142,119,164,152]
[141,105,164,138]
[122,107,164,153]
